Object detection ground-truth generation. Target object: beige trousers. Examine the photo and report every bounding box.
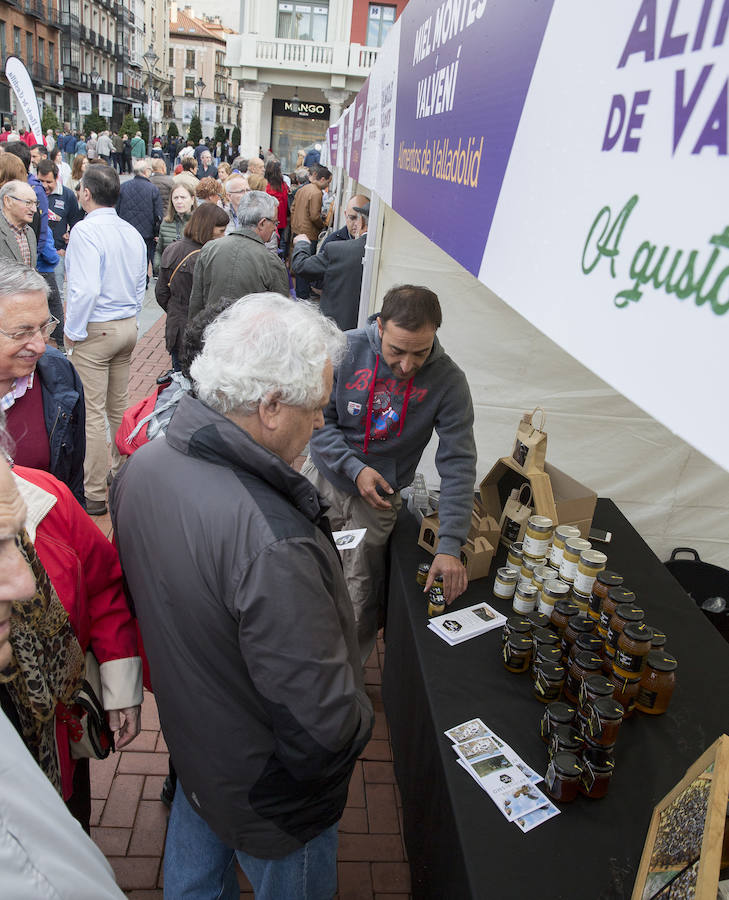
[70,317,137,502]
[302,458,402,667]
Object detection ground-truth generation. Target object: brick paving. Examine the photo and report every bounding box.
[90,318,412,899]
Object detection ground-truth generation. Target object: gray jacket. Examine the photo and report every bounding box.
[188,226,289,321]
[291,234,366,332]
[0,214,37,266]
[110,395,372,856]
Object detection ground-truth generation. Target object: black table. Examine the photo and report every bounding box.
[382,499,729,900]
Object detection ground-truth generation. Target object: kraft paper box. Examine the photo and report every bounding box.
[418,508,499,580]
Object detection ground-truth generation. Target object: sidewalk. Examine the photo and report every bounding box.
[90,318,412,899]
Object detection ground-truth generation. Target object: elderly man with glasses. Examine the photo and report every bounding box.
[0,260,86,506]
[0,180,39,267]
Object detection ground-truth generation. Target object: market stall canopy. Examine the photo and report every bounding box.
[322,0,729,473]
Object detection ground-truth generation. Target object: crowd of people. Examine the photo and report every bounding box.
[0,120,478,899]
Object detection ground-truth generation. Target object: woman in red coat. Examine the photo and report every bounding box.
[265,157,290,258]
[3,465,142,830]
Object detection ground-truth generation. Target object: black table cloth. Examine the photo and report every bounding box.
[382,499,729,900]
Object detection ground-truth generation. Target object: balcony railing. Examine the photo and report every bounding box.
[24,0,46,19]
[30,61,48,81]
[226,35,380,78]
[58,10,79,30]
[105,38,112,53]
[130,86,145,101]
[62,63,80,83]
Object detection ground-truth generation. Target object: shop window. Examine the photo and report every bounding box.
[185,49,195,69]
[366,4,396,47]
[277,2,328,42]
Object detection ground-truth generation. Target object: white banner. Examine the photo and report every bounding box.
[152,99,162,123]
[98,94,113,117]
[78,92,92,116]
[4,56,43,143]
[181,100,195,124]
[202,102,216,128]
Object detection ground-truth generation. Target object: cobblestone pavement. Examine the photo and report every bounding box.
[89,315,412,899]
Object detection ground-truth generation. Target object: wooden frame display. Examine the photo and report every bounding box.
[632,734,729,900]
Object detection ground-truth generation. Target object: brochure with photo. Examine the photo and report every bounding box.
[444,718,494,744]
[428,602,507,645]
[514,801,561,833]
[454,734,505,763]
[331,528,367,550]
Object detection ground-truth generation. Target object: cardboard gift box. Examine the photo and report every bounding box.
[417,457,596,577]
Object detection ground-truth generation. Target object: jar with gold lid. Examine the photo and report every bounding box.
[539,701,576,743]
[608,670,641,718]
[598,587,636,639]
[534,660,566,703]
[502,615,532,645]
[573,549,608,596]
[564,651,603,704]
[605,604,645,663]
[545,752,583,803]
[538,579,570,617]
[636,651,677,715]
[561,614,595,659]
[506,541,524,571]
[551,598,579,635]
[613,622,653,679]
[512,583,538,615]
[549,525,581,570]
[493,566,520,600]
[522,515,554,560]
[503,633,532,673]
[568,631,604,662]
[559,537,592,584]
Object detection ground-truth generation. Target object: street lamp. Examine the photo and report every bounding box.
[142,43,159,151]
[195,78,206,124]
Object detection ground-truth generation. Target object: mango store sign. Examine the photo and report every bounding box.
[329,0,729,470]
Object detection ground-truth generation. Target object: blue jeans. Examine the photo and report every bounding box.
[164,783,338,900]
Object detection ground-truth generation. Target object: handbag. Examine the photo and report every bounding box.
[68,651,115,760]
[499,483,533,548]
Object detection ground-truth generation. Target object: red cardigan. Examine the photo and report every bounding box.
[14,466,140,798]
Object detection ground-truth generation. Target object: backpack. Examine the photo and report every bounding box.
[115,373,191,455]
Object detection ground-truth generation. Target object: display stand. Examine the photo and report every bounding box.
[632,735,729,900]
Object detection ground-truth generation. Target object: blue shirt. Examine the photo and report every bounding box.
[64,207,147,341]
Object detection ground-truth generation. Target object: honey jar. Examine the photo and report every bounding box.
[568,631,604,662]
[533,660,567,703]
[528,611,552,631]
[427,587,445,618]
[636,651,677,715]
[578,757,615,799]
[493,566,520,600]
[502,616,532,645]
[512,583,538,615]
[550,724,585,757]
[503,633,533,673]
[538,579,570,617]
[539,701,577,743]
[549,525,581,570]
[582,737,616,768]
[506,542,524,570]
[522,515,554,560]
[561,614,596,659]
[532,564,554,592]
[578,674,615,713]
[519,555,546,588]
[584,698,623,746]
[545,752,583,803]
[416,562,431,587]
[608,671,641,718]
[613,622,654,679]
[605,604,645,664]
[598,587,636,639]
[550,598,580,635]
[564,651,604,704]
[559,537,592,584]
[591,570,624,606]
[573,549,608,596]
[650,628,667,649]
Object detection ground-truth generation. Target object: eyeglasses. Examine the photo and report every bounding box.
[0,315,59,342]
[266,217,277,226]
[9,196,38,209]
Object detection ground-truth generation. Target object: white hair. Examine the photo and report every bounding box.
[191,293,346,415]
[238,190,277,226]
[132,157,152,175]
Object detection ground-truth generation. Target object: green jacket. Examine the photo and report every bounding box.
[153,212,192,272]
[188,226,290,321]
[130,136,146,158]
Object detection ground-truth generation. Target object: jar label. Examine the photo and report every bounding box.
[549,545,564,566]
[539,711,549,739]
[574,571,598,594]
[615,648,646,675]
[523,534,551,557]
[588,705,602,738]
[579,680,589,709]
[599,609,612,630]
[537,597,555,617]
[535,669,549,696]
[503,516,521,543]
[502,644,510,664]
[581,761,596,793]
[588,592,602,613]
[605,625,618,651]
[545,762,557,792]
[494,581,516,600]
[637,687,658,709]
[559,558,579,582]
[513,596,536,614]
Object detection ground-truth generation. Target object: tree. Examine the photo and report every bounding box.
[231,125,241,150]
[120,113,137,138]
[84,108,107,135]
[167,122,179,138]
[213,124,226,145]
[41,105,60,134]
[137,112,150,143]
[188,114,202,145]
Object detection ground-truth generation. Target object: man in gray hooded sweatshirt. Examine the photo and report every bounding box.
[303,284,477,665]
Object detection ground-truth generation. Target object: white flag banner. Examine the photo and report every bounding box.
[4,56,43,143]
[98,94,113,117]
[78,93,92,116]
[152,99,162,123]
[202,102,216,128]
[181,100,195,124]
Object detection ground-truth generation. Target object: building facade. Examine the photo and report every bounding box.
[225,0,408,167]
[166,4,238,139]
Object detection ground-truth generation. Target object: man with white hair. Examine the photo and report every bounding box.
[188,190,289,321]
[115,157,163,273]
[196,148,218,180]
[111,293,373,899]
[0,180,38,266]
